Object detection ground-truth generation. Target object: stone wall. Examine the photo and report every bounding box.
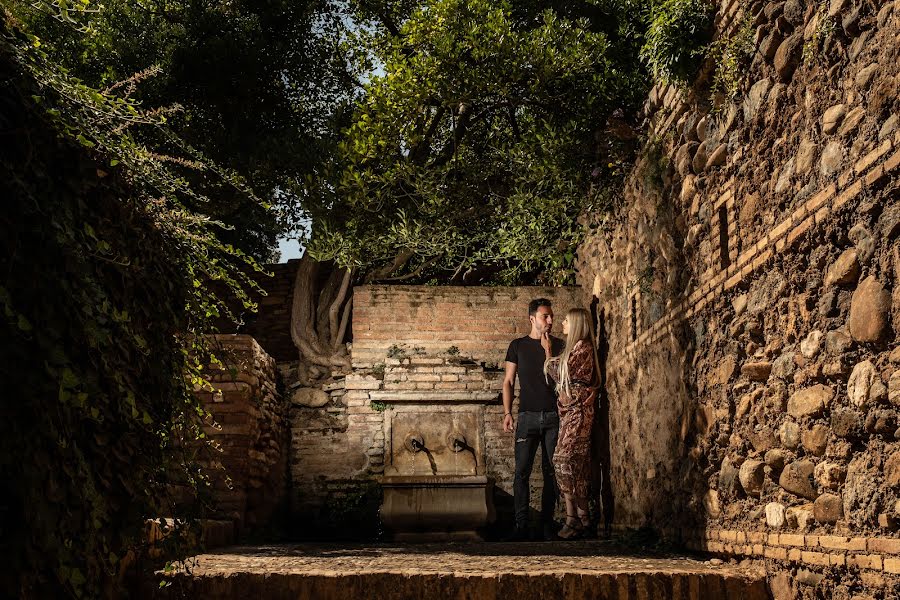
[192,335,289,536]
[289,285,582,536]
[577,0,900,595]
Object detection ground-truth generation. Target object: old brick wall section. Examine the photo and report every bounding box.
[351,285,583,367]
[193,335,289,536]
[211,260,300,362]
[290,285,582,535]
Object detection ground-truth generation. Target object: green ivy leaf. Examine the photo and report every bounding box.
[75,134,95,148]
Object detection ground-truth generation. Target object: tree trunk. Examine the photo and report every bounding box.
[290,252,352,374]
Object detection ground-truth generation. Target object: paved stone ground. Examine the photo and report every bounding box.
[173,540,752,576]
[156,541,771,599]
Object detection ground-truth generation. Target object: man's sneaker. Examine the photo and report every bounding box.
[503,526,531,542]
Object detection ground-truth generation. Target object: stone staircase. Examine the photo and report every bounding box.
[154,541,770,599]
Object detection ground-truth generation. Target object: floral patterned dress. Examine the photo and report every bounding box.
[548,339,596,499]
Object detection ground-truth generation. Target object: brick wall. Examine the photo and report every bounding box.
[351,285,582,367]
[192,335,289,536]
[578,0,900,595]
[212,260,300,362]
[290,285,583,536]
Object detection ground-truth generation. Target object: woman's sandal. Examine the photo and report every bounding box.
[557,517,584,540]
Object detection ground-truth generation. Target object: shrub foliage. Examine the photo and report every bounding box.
[640,0,714,85]
[0,12,263,598]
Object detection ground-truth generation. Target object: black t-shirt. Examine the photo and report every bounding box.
[505,335,565,412]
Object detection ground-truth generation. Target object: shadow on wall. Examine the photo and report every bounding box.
[591,301,615,534]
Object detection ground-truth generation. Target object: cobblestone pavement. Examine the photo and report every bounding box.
[174,540,761,578]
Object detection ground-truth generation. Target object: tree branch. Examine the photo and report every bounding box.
[333,295,353,351]
[328,267,353,348]
[379,255,440,282]
[409,105,447,165]
[366,249,414,281]
[430,101,472,168]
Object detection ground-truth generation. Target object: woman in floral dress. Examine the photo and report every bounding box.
[542,308,600,539]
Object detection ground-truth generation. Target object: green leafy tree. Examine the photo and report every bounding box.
[639,0,714,85]
[11,0,361,260]
[304,0,648,286]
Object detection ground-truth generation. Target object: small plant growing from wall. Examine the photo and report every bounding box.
[709,9,755,104]
[387,344,407,359]
[640,136,670,193]
[446,345,460,356]
[641,0,716,86]
[372,363,386,378]
[802,7,837,64]
[370,400,392,412]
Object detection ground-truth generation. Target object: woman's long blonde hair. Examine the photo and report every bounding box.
[544,308,600,399]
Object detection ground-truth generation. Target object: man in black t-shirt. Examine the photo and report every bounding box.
[502,297,565,540]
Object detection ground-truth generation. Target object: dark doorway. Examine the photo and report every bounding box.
[589,297,614,536]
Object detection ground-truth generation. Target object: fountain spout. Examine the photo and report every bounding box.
[404,433,426,453]
[447,432,468,453]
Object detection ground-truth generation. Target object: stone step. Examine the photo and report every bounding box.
[154,542,769,600]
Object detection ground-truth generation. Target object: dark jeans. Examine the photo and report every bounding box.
[513,410,559,527]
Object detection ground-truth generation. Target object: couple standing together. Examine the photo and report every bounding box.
[502,298,601,541]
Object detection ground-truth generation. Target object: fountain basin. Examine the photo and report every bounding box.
[380,475,495,541]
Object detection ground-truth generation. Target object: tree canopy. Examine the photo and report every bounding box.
[11,0,361,260]
[305,0,650,284]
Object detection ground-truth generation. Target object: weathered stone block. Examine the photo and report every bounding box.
[815,462,846,489]
[291,387,333,408]
[788,385,833,418]
[779,459,818,499]
[766,502,786,528]
[814,493,843,523]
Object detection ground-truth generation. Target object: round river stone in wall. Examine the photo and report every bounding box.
[740,459,766,496]
[849,276,891,342]
[824,249,860,287]
[780,420,801,449]
[820,141,845,176]
[774,33,803,81]
[801,424,829,456]
[822,104,847,134]
[779,459,818,500]
[787,384,833,418]
[847,360,877,408]
[291,387,330,408]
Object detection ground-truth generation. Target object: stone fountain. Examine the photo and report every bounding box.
[379,404,496,541]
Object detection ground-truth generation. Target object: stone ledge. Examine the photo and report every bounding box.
[368,390,500,403]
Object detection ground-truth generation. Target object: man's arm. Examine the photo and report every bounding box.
[502,361,517,432]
